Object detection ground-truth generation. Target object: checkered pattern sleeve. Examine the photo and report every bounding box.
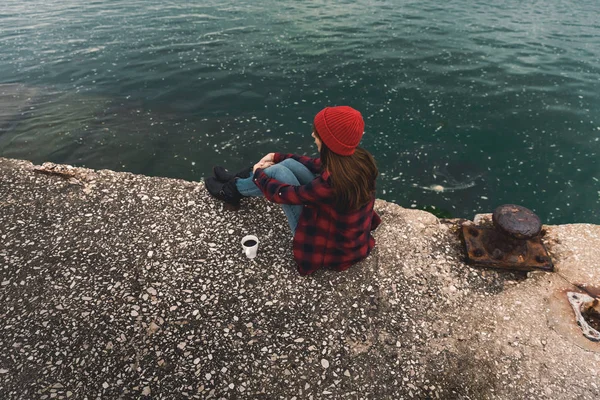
[253,168,332,205]
[371,211,381,230]
[274,153,322,174]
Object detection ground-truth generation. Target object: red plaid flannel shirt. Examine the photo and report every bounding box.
[253,153,381,275]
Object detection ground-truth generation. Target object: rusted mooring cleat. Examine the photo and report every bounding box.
[462,204,554,272]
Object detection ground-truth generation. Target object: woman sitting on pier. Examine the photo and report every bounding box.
[205,106,381,275]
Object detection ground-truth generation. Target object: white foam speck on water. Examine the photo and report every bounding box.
[82,46,105,54]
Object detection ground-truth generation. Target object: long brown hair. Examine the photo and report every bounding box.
[315,130,378,212]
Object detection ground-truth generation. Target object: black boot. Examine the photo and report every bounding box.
[204,177,242,209]
[213,166,252,183]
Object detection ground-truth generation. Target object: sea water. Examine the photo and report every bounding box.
[1,0,599,224]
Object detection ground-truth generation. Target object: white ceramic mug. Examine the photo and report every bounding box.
[241,235,259,259]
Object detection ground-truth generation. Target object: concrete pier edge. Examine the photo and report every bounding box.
[1,158,599,399]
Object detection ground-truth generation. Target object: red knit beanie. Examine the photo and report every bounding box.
[313,106,364,156]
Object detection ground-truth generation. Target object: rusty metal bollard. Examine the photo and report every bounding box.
[462,204,553,272]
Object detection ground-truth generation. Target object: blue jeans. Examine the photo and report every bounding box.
[236,159,316,235]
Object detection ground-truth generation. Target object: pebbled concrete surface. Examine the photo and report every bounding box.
[1,158,599,399]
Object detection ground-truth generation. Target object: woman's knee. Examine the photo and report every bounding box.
[277,158,314,184]
[264,164,289,179]
[265,164,298,185]
[278,158,304,170]
[264,163,284,176]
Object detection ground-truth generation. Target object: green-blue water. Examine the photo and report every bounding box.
[1,0,599,224]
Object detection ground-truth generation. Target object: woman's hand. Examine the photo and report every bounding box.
[252,153,276,173]
[253,160,274,173]
[259,153,275,165]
